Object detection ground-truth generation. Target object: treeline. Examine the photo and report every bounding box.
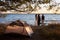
[0,0,51,6]
[0,0,51,4]
[11,0,51,3]
[0,0,52,12]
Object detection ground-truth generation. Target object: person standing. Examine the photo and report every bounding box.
[38,14,40,26]
[42,14,45,25]
[35,14,40,26]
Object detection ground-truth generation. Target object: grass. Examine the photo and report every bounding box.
[38,24,60,40]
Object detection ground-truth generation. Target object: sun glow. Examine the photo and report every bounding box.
[25,26,33,36]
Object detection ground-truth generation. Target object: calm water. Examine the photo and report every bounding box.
[0,14,60,25]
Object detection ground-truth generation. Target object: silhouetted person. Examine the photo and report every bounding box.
[38,14,40,26]
[42,14,45,25]
[35,14,40,26]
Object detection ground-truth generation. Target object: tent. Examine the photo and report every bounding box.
[4,20,34,37]
[4,25,33,36]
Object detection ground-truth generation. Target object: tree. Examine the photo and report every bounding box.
[32,0,52,11]
[43,0,51,3]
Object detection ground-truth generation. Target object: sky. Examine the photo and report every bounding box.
[53,0,60,3]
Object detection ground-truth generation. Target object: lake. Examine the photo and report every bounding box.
[0,14,60,25]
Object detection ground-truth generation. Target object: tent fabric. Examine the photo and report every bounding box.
[4,25,33,36]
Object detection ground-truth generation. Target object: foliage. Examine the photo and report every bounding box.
[0,0,57,12]
[0,7,7,11]
[42,0,51,3]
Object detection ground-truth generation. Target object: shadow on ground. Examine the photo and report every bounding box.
[0,33,30,40]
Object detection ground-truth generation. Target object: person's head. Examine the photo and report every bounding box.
[38,14,40,16]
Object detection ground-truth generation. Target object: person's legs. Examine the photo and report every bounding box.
[42,20,44,26]
[35,19,38,26]
[38,21,40,26]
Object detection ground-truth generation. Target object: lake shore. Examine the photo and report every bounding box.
[0,9,60,14]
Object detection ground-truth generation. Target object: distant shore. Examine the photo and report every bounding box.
[0,10,60,14]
